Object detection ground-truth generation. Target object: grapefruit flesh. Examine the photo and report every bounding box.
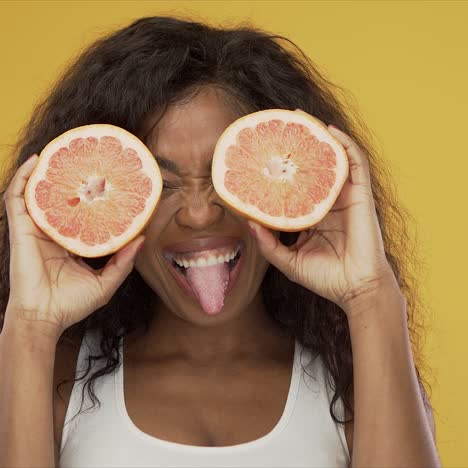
[212,109,349,231]
[24,124,162,258]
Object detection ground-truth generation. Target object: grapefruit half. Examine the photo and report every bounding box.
[212,109,349,231]
[24,124,162,257]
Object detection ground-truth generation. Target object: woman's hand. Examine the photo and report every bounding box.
[247,119,401,317]
[3,154,145,338]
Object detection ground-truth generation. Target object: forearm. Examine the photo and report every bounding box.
[346,287,440,467]
[0,313,58,468]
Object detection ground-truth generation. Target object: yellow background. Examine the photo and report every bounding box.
[1,1,466,465]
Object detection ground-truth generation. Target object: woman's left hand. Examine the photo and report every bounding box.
[247,119,401,317]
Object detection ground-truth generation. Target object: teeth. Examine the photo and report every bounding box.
[206,255,218,266]
[172,246,240,269]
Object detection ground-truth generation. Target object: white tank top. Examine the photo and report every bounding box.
[59,329,350,467]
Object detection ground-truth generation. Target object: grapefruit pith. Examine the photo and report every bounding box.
[212,109,349,231]
[24,124,162,257]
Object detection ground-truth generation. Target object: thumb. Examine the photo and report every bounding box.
[247,221,298,280]
[97,235,145,303]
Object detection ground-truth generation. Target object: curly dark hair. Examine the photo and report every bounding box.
[0,15,432,427]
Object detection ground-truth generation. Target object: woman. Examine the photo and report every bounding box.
[0,16,440,467]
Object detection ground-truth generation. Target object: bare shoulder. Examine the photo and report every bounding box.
[53,332,83,460]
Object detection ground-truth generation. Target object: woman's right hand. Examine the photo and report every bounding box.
[3,154,145,338]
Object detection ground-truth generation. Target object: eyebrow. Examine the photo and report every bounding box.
[155,155,181,175]
[154,154,212,175]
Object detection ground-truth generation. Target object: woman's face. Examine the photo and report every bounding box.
[135,87,270,325]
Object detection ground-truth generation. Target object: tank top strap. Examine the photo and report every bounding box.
[59,327,103,454]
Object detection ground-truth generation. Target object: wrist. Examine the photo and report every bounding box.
[342,275,406,322]
[346,285,410,356]
[2,308,61,349]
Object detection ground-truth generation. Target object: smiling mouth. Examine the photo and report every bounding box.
[162,241,245,315]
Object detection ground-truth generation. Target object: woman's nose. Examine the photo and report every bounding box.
[175,184,225,231]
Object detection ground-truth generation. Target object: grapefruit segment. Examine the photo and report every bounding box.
[256,119,285,156]
[212,109,348,231]
[97,136,122,159]
[279,122,310,157]
[25,124,162,257]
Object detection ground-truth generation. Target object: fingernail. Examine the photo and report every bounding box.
[27,154,38,161]
[136,239,145,253]
[329,124,339,130]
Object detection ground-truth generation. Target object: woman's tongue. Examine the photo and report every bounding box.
[185,262,230,315]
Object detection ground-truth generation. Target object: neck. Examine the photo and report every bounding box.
[126,293,293,364]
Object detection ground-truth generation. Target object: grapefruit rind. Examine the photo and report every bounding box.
[212,109,349,232]
[24,124,162,257]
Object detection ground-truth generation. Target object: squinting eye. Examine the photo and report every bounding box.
[162,181,179,190]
